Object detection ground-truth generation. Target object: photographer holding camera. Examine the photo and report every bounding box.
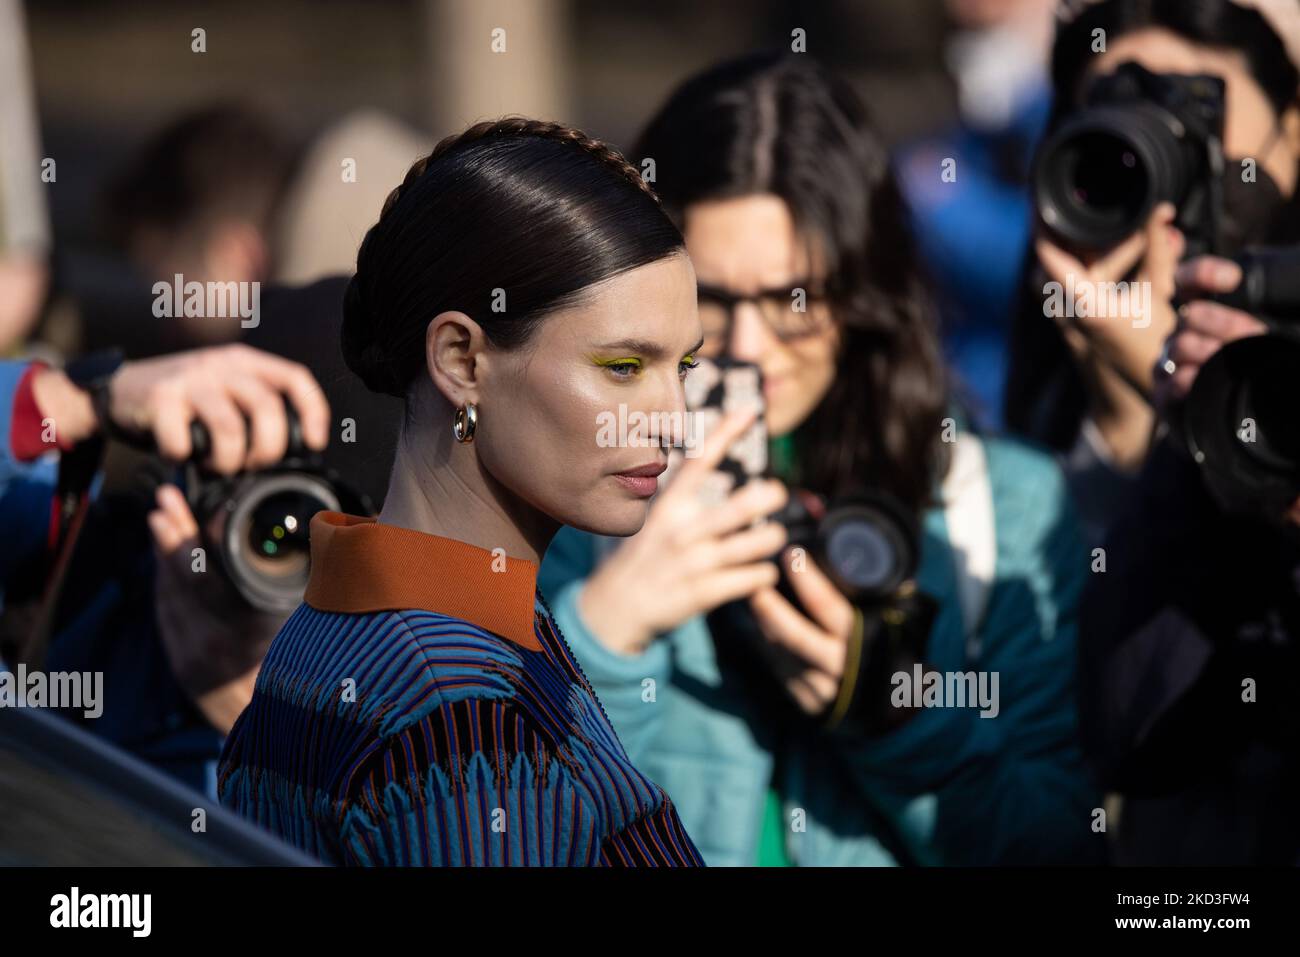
[1006,0,1300,540]
[1004,0,1300,863]
[1080,252,1300,863]
[538,53,1103,866]
[0,341,331,792]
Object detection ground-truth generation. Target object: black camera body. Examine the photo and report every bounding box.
[177,402,371,613]
[771,487,919,608]
[708,482,937,734]
[1183,246,1300,520]
[1034,62,1228,254]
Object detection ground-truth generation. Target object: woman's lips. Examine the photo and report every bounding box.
[614,474,658,496]
[613,461,667,498]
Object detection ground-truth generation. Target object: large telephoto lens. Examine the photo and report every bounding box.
[1184,335,1300,518]
[1034,102,1197,249]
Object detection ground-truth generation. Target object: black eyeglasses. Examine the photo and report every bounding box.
[696,281,831,351]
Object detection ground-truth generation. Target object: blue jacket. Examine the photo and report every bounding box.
[0,361,224,797]
[538,433,1104,865]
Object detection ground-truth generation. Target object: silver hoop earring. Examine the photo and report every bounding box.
[453,403,478,443]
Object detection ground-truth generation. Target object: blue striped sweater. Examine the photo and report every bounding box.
[216,511,702,866]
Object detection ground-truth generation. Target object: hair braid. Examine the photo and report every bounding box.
[371,117,658,231]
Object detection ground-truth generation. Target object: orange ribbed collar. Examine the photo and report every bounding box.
[303,511,542,652]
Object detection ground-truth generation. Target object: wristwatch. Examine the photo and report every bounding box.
[62,348,125,437]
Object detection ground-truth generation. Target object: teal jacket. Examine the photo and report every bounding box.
[538,434,1104,866]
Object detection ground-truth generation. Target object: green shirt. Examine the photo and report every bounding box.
[755,432,798,866]
[757,786,792,866]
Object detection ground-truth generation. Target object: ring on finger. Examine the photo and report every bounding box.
[1157,339,1177,378]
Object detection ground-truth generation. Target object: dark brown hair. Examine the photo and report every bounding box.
[342,117,683,398]
[634,53,949,512]
[104,103,294,253]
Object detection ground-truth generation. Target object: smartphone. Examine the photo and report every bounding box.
[662,357,768,505]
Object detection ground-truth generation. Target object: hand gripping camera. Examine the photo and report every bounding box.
[1182,246,1300,520]
[145,400,372,613]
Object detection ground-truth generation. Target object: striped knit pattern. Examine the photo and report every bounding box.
[217,594,703,866]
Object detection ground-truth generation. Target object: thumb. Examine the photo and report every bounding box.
[149,484,199,553]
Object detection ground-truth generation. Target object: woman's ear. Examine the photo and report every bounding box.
[425,310,487,407]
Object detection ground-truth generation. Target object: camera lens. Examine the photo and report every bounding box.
[1035,102,1195,249]
[1231,363,1300,472]
[222,473,341,613]
[826,521,896,594]
[245,491,317,574]
[819,496,918,603]
[1060,132,1148,231]
[1185,334,1300,518]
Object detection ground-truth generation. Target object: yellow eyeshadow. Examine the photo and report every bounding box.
[591,356,641,367]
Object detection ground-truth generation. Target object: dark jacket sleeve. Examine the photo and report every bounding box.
[1078,436,1300,795]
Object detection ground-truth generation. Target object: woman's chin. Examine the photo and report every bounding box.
[565,496,650,538]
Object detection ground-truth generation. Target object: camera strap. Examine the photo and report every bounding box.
[18,435,105,668]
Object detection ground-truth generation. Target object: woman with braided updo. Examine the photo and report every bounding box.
[217,118,705,866]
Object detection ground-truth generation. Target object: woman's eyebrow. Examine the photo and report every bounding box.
[757,278,817,296]
[594,336,705,358]
[697,279,817,297]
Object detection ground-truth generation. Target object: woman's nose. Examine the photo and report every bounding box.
[636,367,690,449]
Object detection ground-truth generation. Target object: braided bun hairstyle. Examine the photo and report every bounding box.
[342,117,682,398]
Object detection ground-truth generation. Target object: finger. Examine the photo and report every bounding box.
[709,518,788,568]
[226,346,330,451]
[781,547,855,637]
[691,478,788,542]
[748,586,841,674]
[188,385,248,475]
[1087,214,1154,281]
[802,669,840,711]
[151,388,195,462]
[746,635,822,713]
[785,672,827,715]
[1167,329,1223,368]
[674,405,760,490]
[1168,362,1200,399]
[692,561,781,610]
[223,373,289,469]
[1175,255,1243,298]
[1059,321,1093,362]
[1179,300,1269,342]
[1145,210,1184,299]
[147,508,185,556]
[1034,237,1086,285]
[156,483,200,541]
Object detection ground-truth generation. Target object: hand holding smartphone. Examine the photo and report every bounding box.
[663,356,769,506]
[578,357,789,654]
